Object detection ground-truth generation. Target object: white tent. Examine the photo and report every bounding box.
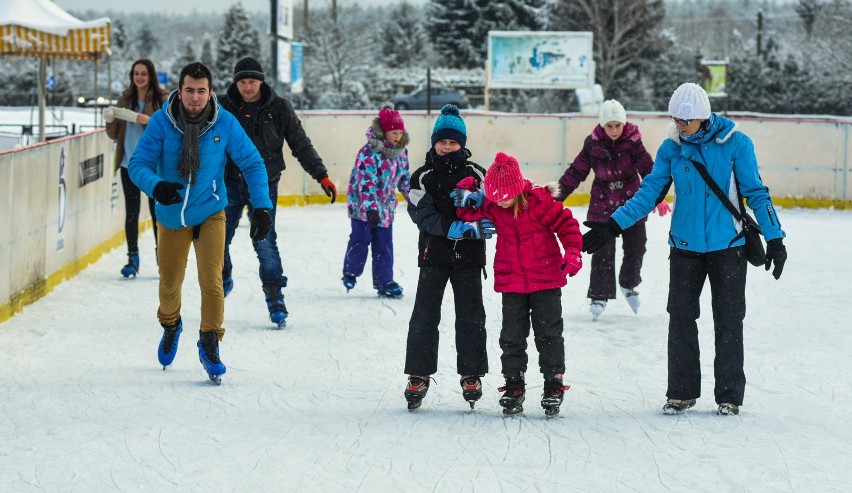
[0,0,111,141]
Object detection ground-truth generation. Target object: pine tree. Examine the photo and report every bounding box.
[426,0,481,69]
[215,4,262,92]
[381,2,429,68]
[201,37,215,70]
[547,0,666,101]
[112,20,128,52]
[135,24,160,58]
[171,39,197,90]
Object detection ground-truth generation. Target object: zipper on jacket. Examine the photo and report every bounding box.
[765,204,776,226]
[180,180,192,227]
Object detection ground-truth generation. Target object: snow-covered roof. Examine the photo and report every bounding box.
[0,0,109,35]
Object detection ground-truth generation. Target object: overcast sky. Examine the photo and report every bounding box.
[54,0,425,15]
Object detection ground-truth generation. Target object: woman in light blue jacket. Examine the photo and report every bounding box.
[582,83,788,417]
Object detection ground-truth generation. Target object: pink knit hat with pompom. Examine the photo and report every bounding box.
[378,107,405,132]
[485,152,524,202]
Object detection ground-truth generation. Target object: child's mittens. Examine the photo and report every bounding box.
[450,188,484,208]
[561,248,582,277]
[456,176,477,191]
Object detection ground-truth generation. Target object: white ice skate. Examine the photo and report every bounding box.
[620,286,640,314]
[589,300,607,321]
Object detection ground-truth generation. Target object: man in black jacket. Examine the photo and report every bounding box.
[220,57,337,328]
[403,104,491,411]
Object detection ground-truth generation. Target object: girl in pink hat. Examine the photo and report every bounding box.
[453,152,583,417]
[342,106,411,297]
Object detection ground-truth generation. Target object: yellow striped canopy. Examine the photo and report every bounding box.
[1,22,111,60]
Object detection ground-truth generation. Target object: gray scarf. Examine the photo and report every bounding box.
[176,100,213,183]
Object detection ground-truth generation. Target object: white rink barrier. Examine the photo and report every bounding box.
[1,112,850,321]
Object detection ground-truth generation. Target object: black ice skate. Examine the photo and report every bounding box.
[404,375,430,411]
[717,403,740,415]
[662,398,696,415]
[541,374,570,418]
[460,375,483,409]
[498,374,525,416]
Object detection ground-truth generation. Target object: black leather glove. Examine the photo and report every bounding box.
[366,210,380,228]
[153,181,184,205]
[764,238,787,280]
[250,208,272,242]
[581,218,623,254]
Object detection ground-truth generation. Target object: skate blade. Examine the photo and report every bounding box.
[407,400,422,411]
[544,407,561,418]
[209,374,222,385]
[502,406,523,416]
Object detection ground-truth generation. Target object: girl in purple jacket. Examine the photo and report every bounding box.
[556,100,670,320]
[455,152,583,417]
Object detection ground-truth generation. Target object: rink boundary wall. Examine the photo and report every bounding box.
[1,112,850,323]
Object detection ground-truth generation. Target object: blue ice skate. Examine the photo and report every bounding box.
[157,318,183,369]
[121,251,140,278]
[263,284,288,328]
[197,331,226,384]
[377,281,403,298]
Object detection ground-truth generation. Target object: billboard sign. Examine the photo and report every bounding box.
[290,42,304,94]
[487,31,594,89]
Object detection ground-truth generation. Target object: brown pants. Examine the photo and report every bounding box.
[157,211,226,340]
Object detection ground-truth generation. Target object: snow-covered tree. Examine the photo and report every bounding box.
[135,24,159,59]
[795,0,823,38]
[201,37,215,70]
[380,2,430,68]
[547,0,666,100]
[426,0,546,69]
[171,39,197,89]
[215,4,262,92]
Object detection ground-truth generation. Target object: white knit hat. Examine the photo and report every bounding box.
[668,83,711,120]
[599,99,627,126]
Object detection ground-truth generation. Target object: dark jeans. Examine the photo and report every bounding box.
[222,175,288,288]
[588,221,646,300]
[342,218,394,288]
[499,288,565,377]
[404,265,488,377]
[120,167,157,252]
[667,246,747,405]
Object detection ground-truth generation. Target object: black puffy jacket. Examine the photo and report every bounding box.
[408,148,487,268]
[220,82,327,184]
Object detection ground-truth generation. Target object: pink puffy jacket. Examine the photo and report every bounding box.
[458,180,582,294]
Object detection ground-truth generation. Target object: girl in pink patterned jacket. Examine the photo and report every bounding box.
[454,152,582,417]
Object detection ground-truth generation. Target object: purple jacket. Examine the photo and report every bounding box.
[558,122,654,223]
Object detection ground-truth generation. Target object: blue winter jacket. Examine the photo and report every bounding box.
[612,114,785,252]
[129,90,272,229]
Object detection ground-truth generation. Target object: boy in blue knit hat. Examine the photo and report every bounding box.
[403,104,494,411]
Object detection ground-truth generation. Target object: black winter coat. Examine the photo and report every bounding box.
[407,148,487,268]
[220,83,327,184]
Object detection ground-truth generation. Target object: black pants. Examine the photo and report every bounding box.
[588,221,646,300]
[667,247,747,405]
[499,288,565,378]
[404,265,488,377]
[121,167,157,252]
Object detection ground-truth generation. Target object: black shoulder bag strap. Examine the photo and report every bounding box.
[689,159,762,242]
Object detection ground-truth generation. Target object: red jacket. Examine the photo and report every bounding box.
[459,180,582,294]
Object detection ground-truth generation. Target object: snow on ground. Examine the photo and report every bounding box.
[1,203,850,492]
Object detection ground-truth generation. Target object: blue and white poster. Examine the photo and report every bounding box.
[290,42,304,94]
[487,31,594,89]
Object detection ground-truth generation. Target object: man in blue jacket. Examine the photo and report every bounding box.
[582,83,788,416]
[129,62,273,384]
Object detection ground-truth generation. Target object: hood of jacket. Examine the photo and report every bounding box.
[367,120,410,159]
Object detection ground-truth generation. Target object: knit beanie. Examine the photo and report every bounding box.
[484,152,524,202]
[378,107,405,133]
[431,104,467,149]
[599,99,627,126]
[668,82,711,120]
[233,57,265,83]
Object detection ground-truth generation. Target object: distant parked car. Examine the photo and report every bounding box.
[392,86,469,110]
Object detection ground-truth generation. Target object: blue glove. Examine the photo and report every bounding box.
[449,188,484,208]
[448,219,495,240]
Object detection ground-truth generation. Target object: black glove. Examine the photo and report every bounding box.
[581,218,622,254]
[153,181,184,205]
[366,210,380,228]
[250,208,272,242]
[764,238,787,280]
